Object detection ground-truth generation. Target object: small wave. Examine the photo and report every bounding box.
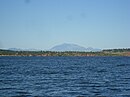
[117,63,130,67]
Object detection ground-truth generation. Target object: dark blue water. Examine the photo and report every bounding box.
[0,56,130,97]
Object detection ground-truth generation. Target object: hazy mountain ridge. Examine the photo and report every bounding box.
[50,43,101,52]
[8,48,40,51]
[7,43,101,52]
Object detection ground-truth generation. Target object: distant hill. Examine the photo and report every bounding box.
[8,48,22,51]
[50,43,101,52]
[6,43,101,52]
[8,48,40,51]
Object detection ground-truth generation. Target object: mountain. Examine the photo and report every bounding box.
[50,43,87,51]
[8,48,40,51]
[7,43,101,52]
[8,48,22,51]
[86,47,102,52]
[50,43,101,52]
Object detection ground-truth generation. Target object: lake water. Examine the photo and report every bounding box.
[0,56,130,97]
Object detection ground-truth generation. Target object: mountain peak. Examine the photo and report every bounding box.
[50,43,101,52]
[50,43,86,51]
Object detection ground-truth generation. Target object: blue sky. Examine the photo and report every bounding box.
[0,0,130,50]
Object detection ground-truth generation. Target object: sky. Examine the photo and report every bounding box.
[0,0,130,50]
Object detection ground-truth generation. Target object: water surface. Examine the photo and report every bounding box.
[0,56,130,97]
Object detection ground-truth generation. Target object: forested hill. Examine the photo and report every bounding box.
[0,48,130,56]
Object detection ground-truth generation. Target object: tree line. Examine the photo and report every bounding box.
[0,48,130,56]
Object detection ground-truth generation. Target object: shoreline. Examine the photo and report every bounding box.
[0,49,130,57]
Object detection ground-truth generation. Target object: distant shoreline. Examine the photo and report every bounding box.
[0,49,130,56]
